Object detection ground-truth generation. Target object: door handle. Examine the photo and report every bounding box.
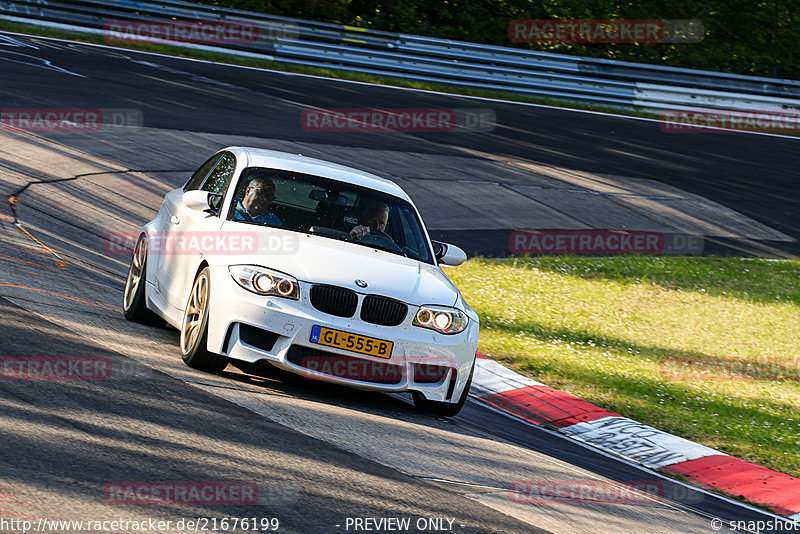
[171,215,181,225]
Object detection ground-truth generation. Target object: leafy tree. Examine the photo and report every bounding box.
[195,0,800,79]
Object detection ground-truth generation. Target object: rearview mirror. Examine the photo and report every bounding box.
[309,189,349,205]
[432,241,467,267]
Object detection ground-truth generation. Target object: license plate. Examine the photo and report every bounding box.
[309,325,393,359]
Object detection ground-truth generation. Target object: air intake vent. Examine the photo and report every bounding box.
[310,284,358,317]
[239,323,279,352]
[413,363,451,383]
[360,295,408,326]
[287,346,404,384]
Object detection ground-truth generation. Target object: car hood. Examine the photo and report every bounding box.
[227,230,460,307]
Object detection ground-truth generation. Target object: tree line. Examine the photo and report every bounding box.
[200,0,799,80]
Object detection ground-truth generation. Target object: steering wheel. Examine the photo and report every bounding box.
[358,229,391,239]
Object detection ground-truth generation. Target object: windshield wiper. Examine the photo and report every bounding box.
[358,241,409,258]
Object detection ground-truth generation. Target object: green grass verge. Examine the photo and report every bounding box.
[0,19,654,119]
[447,256,800,477]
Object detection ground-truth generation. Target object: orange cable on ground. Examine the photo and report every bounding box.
[13,225,67,270]
[0,282,121,312]
[2,264,116,294]
[6,195,68,270]
[0,253,95,282]
[0,240,68,261]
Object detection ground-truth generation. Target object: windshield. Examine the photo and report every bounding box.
[227,167,434,264]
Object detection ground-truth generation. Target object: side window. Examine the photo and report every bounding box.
[396,206,429,261]
[201,152,236,195]
[185,154,223,192]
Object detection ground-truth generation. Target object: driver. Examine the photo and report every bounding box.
[350,201,390,239]
[235,176,283,226]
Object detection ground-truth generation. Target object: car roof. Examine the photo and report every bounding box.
[233,147,410,201]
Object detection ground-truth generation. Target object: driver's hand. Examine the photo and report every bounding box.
[350,225,371,239]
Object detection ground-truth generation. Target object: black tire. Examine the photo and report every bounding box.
[123,236,161,325]
[413,362,474,417]
[180,267,228,372]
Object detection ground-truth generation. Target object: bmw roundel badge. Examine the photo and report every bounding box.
[355,279,368,288]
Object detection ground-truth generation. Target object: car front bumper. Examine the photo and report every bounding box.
[206,266,479,402]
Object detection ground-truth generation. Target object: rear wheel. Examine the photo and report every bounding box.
[123,236,160,325]
[180,267,228,372]
[413,363,474,417]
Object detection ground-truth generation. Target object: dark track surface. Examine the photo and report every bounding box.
[0,32,795,533]
[0,296,541,534]
[1,33,798,244]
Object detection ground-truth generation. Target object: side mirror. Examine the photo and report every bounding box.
[183,190,223,215]
[208,193,223,213]
[432,241,467,267]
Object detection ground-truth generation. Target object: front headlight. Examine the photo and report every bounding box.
[413,306,468,335]
[229,265,300,300]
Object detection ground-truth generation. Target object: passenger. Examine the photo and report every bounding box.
[235,176,282,226]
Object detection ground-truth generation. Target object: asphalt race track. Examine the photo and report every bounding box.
[0,32,797,533]
[2,33,799,258]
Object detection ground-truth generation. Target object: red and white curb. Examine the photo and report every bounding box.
[471,353,800,519]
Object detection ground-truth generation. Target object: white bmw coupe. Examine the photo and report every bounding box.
[123,147,479,415]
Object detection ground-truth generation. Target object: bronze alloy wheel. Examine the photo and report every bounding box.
[181,269,209,355]
[122,236,160,325]
[123,237,147,312]
[180,267,227,372]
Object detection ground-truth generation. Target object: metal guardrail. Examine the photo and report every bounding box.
[2,0,800,112]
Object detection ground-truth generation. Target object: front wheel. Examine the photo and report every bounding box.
[413,363,474,417]
[123,236,161,325]
[180,267,228,372]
